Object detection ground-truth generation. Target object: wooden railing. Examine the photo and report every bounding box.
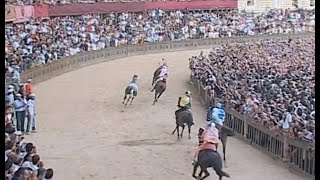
[19,33,314,177]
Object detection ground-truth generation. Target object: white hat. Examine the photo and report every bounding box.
[29,94,35,97]
[27,79,32,82]
[15,131,22,135]
[16,93,22,97]
[8,89,14,93]
[8,85,14,89]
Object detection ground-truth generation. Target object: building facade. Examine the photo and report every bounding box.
[237,0,315,12]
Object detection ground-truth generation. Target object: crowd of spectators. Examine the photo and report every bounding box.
[5,9,314,72]
[5,61,55,179]
[5,0,207,5]
[189,37,315,142]
[5,131,54,179]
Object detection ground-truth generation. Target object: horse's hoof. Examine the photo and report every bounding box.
[192,175,197,179]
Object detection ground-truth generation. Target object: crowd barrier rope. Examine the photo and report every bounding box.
[19,33,314,177]
[188,35,315,177]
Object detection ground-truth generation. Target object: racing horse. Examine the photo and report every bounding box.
[152,80,166,105]
[171,109,194,139]
[152,67,162,86]
[122,84,138,108]
[192,149,230,180]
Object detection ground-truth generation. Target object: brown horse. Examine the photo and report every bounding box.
[152,67,162,86]
[152,80,166,105]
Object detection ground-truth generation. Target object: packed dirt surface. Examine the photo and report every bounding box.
[26,49,307,180]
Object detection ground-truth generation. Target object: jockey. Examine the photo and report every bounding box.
[158,64,168,78]
[159,58,167,67]
[130,74,138,84]
[151,73,168,92]
[193,122,220,163]
[175,91,192,116]
[208,102,226,137]
[128,75,138,95]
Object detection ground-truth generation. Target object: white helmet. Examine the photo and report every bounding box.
[207,121,215,127]
[185,91,191,96]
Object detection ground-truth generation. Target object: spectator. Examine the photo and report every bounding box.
[12,94,27,133]
[27,94,36,134]
[25,79,33,98]
[45,168,54,180]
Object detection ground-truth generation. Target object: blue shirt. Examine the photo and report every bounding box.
[13,70,20,81]
[12,99,26,112]
[211,107,225,125]
[6,94,14,105]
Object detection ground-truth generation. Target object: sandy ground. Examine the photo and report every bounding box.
[25,49,307,180]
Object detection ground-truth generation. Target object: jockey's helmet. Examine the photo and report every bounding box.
[133,75,138,78]
[216,102,222,108]
[185,91,191,96]
[207,121,215,127]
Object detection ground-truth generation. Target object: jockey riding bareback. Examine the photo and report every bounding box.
[207,102,226,137]
[128,75,138,95]
[193,122,220,163]
[175,91,192,116]
[151,59,169,91]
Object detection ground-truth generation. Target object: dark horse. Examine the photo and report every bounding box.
[122,85,137,107]
[192,149,230,180]
[171,109,194,139]
[152,80,166,105]
[152,67,162,86]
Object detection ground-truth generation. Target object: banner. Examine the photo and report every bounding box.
[33,4,49,18]
[144,0,238,10]
[13,6,34,23]
[48,2,145,17]
[5,5,16,22]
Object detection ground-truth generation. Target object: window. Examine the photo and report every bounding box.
[310,0,314,6]
[247,0,254,6]
[292,0,298,7]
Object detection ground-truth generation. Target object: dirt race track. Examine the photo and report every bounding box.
[26,49,307,180]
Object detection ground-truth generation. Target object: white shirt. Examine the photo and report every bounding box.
[27,99,35,115]
[279,112,292,129]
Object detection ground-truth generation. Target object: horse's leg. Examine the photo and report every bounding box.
[171,125,178,135]
[157,90,165,99]
[122,94,127,104]
[200,168,210,180]
[197,169,203,180]
[130,96,135,105]
[192,162,199,179]
[188,125,192,139]
[222,136,227,161]
[214,166,230,179]
[180,124,185,138]
[125,96,131,106]
[176,126,180,140]
[152,92,158,105]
